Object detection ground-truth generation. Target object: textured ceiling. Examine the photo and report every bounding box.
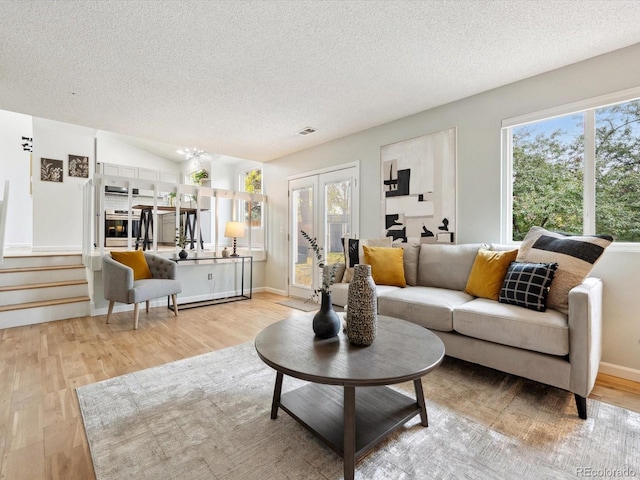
[1,0,640,162]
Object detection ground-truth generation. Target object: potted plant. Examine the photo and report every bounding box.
[191,169,209,185]
[301,230,340,338]
[175,227,188,258]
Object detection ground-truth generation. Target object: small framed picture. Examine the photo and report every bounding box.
[68,154,89,178]
[41,158,63,182]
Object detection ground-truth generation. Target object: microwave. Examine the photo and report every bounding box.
[105,186,139,195]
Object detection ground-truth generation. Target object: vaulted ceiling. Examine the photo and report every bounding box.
[2,1,640,162]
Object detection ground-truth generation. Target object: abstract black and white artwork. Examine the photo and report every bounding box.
[40,158,64,183]
[380,128,456,244]
[68,154,89,178]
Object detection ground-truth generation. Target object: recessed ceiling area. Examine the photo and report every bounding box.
[1,1,640,162]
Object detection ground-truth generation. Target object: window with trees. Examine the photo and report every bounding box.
[241,168,262,227]
[504,94,640,243]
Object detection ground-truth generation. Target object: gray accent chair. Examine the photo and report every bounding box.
[103,253,182,329]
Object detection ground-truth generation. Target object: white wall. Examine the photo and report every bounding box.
[96,132,182,174]
[0,110,33,248]
[32,117,96,251]
[265,43,640,374]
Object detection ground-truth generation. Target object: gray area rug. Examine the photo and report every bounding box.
[77,342,640,480]
[276,297,319,312]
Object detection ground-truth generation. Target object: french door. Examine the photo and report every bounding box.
[288,166,358,299]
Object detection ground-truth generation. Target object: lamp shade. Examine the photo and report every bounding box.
[224,221,246,238]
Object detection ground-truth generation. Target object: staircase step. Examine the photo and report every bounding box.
[0,265,86,287]
[0,280,89,306]
[0,297,91,329]
[1,253,83,269]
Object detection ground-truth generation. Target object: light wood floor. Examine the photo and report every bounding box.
[0,292,638,480]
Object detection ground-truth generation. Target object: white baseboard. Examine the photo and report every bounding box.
[264,286,286,296]
[599,361,640,383]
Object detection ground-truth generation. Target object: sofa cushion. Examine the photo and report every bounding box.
[378,286,474,332]
[341,237,392,282]
[129,278,182,304]
[392,237,421,286]
[363,246,406,287]
[417,243,487,291]
[453,298,569,356]
[516,226,612,314]
[464,248,518,301]
[499,261,558,312]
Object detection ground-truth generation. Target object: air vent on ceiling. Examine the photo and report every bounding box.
[297,127,317,136]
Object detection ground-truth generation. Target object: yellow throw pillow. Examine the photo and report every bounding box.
[110,250,153,280]
[464,248,518,300]
[362,246,406,287]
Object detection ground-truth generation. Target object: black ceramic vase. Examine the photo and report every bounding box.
[179,249,188,259]
[312,292,341,338]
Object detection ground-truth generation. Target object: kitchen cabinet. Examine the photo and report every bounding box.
[100,162,137,178]
[160,171,180,184]
[138,168,159,181]
[162,213,177,245]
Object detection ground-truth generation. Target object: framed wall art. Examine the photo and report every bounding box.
[40,158,64,183]
[380,127,456,244]
[68,154,89,178]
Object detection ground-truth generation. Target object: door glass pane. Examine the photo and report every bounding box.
[595,100,640,241]
[324,179,351,264]
[292,186,313,288]
[511,114,584,240]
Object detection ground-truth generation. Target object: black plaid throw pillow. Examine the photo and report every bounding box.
[499,262,558,312]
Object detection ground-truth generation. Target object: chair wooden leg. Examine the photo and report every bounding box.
[133,303,140,330]
[146,300,150,313]
[172,294,179,316]
[106,301,115,324]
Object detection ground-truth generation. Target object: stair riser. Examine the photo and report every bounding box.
[0,268,87,287]
[0,301,91,329]
[1,255,83,269]
[0,284,89,307]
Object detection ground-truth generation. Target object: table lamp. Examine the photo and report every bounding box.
[224,221,245,257]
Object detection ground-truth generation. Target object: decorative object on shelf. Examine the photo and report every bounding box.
[346,264,378,346]
[224,221,245,257]
[301,230,340,338]
[191,169,209,185]
[221,247,230,258]
[175,226,187,258]
[167,192,176,207]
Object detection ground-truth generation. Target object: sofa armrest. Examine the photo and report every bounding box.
[324,263,346,285]
[144,253,178,279]
[568,277,603,397]
[103,255,134,303]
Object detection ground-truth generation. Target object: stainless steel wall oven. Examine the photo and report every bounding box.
[105,211,140,247]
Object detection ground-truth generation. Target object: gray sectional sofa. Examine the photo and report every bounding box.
[330,241,603,419]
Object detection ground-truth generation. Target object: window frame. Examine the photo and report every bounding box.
[502,85,640,250]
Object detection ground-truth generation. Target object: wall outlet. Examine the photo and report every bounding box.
[207,273,213,280]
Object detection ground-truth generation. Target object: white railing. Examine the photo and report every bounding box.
[82,174,267,261]
[0,180,8,266]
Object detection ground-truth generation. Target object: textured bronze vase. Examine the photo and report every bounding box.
[346,264,377,346]
[312,292,341,338]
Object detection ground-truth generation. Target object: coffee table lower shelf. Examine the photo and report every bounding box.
[278,383,421,460]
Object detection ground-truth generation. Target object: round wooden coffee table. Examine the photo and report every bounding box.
[254,315,445,480]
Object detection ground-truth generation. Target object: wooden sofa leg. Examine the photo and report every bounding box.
[134,303,140,330]
[146,300,150,313]
[106,301,115,324]
[575,394,587,419]
[171,294,178,317]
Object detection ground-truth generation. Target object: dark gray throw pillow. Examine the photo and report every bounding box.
[499,261,558,312]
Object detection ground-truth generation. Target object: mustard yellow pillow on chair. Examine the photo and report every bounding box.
[362,246,406,287]
[110,250,153,280]
[464,248,518,300]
